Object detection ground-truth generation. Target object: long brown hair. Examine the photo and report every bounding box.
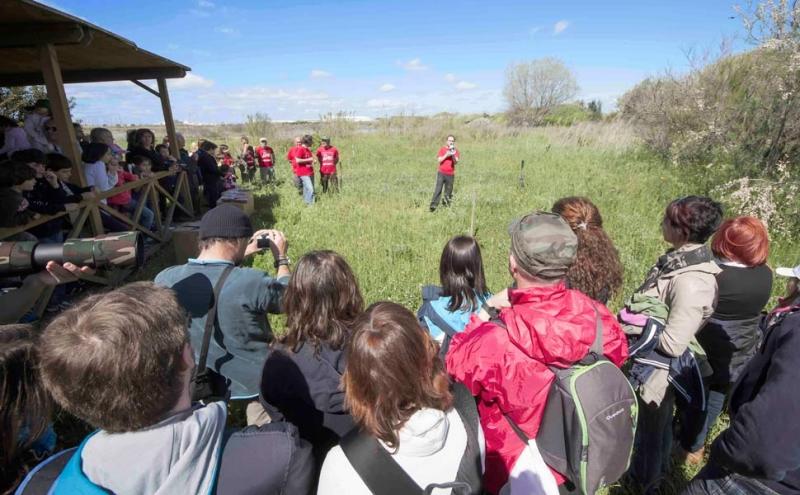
[552,196,623,303]
[281,250,364,353]
[0,325,52,493]
[439,235,489,312]
[344,302,452,449]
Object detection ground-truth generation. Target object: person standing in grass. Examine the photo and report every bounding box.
[429,134,459,212]
[256,137,275,184]
[551,196,624,305]
[417,235,491,356]
[287,136,303,194]
[316,137,339,193]
[295,134,315,205]
[683,216,772,463]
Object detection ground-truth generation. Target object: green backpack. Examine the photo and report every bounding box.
[497,308,637,494]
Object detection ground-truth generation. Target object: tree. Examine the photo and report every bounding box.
[587,100,603,120]
[0,86,48,121]
[503,58,579,126]
[244,112,274,141]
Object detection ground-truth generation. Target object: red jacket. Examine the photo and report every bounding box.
[446,282,628,494]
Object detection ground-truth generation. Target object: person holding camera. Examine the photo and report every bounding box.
[429,134,460,212]
[154,204,290,425]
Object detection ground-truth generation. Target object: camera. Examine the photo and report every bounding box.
[0,232,144,276]
[448,144,456,153]
[256,235,272,249]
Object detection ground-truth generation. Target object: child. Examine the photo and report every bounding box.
[81,142,114,200]
[107,156,155,230]
[26,154,93,242]
[0,160,40,231]
[220,164,237,190]
[131,155,154,179]
[155,143,179,172]
[417,235,491,355]
[243,145,257,183]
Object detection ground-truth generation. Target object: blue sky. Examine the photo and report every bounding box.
[45,0,748,124]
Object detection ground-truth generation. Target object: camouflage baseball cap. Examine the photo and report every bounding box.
[509,211,577,280]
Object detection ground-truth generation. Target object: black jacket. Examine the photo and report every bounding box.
[197,149,222,184]
[709,307,800,494]
[27,179,91,238]
[126,146,169,172]
[260,341,356,462]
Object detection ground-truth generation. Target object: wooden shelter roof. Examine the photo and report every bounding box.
[0,0,190,86]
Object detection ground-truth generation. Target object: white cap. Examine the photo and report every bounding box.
[776,265,800,278]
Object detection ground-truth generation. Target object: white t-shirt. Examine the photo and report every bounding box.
[318,407,483,495]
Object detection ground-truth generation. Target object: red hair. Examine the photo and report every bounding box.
[711,216,769,266]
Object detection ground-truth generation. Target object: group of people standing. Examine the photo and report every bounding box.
[5,187,799,495]
[286,134,340,204]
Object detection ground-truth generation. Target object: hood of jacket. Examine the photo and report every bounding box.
[77,401,227,495]
[387,408,451,457]
[502,282,628,368]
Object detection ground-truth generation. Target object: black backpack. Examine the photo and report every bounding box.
[340,383,483,495]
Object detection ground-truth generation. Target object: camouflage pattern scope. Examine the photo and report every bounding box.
[0,232,144,276]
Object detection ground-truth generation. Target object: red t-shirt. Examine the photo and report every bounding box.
[221,153,234,167]
[316,146,339,175]
[287,146,298,175]
[294,146,314,177]
[437,146,460,176]
[108,171,138,206]
[256,146,274,168]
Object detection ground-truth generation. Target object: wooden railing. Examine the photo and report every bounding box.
[0,170,196,294]
[0,170,194,242]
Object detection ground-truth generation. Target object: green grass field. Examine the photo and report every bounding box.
[116,124,794,494]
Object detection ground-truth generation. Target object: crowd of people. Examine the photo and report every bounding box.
[1,180,798,494]
[0,100,345,253]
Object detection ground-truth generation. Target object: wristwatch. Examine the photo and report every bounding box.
[273,256,291,269]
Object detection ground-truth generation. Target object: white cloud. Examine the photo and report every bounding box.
[366,98,405,109]
[455,81,478,91]
[214,26,239,35]
[554,20,569,35]
[310,69,332,79]
[444,73,458,83]
[198,0,215,6]
[379,83,396,92]
[170,73,215,89]
[398,58,428,71]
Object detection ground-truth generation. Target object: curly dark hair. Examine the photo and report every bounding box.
[552,197,623,304]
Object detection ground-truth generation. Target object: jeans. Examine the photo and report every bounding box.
[37,231,64,244]
[246,167,256,183]
[122,198,155,231]
[299,175,315,204]
[320,172,338,193]
[683,464,781,495]
[687,387,727,452]
[430,172,454,210]
[630,392,675,493]
[259,167,274,183]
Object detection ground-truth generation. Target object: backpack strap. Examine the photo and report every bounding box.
[419,302,461,338]
[340,428,421,495]
[198,265,235,371]
[451,383,483,494]
[14,448,76,495]
[578,305,604,366]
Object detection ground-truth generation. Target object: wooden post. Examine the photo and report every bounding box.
[518,159,525,189]
[157,78,180,159]
[39,43,104,235]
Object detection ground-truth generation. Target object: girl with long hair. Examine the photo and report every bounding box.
[318,302,483,495]
[260,250,363,461]
[418,235,491,351]
[552,196,623,304]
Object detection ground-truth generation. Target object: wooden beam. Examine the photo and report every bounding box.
[0,23,89,48]
[131,79,160,98]
[0,67,187,87]
[157,78,181,159]
[39,43,104,235]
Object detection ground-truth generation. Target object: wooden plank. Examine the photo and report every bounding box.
[154,180,192,218]
[157,78,180,159]
[39,42,104,235]
[98,203,162,242]
[0,23,88,48]
[131,79,160,98]
[0,67,187,86]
